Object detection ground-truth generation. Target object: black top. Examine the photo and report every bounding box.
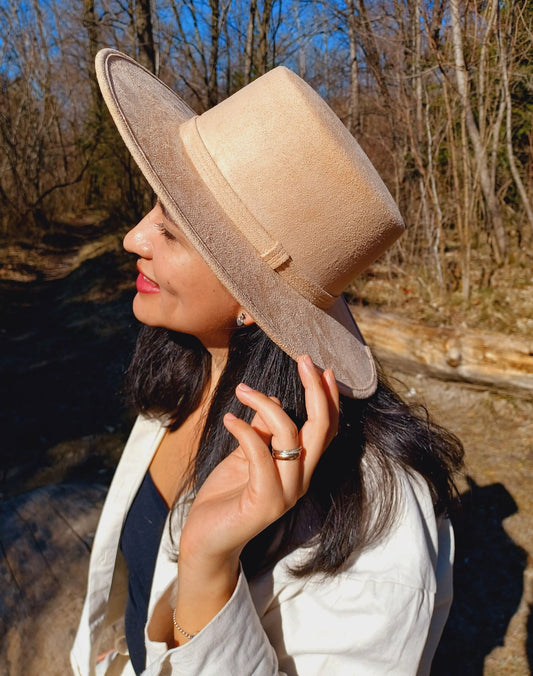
[120,470,169,675]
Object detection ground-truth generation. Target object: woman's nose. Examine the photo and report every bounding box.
[123,212,153,258]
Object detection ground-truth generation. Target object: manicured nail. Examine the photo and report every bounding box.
[224,412,237,421]
[300,354,313,369]
[237,382,253,392]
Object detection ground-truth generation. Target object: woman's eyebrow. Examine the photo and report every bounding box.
[155,197,189,245]
[155,197,172,222]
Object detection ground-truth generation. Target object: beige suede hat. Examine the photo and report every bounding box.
[95,48,405,398]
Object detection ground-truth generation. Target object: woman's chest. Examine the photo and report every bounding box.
[149,413,203,507]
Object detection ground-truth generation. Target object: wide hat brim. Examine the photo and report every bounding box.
[96,48,382,399]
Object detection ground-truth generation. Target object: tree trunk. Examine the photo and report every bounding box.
[207,0,220,106]
[410,0,423,142]
[134,0,157,74]
[292,0,306,79]
[244,0,257,84]
[442,77,470,300]
[346,0,360,136]
[424,87,444,288]
[449,0,507,263]
[82,0,101,118]
[256,0,274,76]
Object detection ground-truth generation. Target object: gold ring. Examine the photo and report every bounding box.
[271,446,302,461]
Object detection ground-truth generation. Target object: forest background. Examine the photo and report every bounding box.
[1,0,532,327]
[0,1,532,675]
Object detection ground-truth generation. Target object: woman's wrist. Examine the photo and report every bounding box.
[172,553,240,644]
[177,552,240,595]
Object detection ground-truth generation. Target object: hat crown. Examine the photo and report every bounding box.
[193,67,404,299]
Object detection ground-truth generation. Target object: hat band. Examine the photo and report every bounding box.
[179,117,338,310]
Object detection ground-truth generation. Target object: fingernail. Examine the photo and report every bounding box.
[225,412,237,421]
[300,354,313,369]
[237,382,252,392]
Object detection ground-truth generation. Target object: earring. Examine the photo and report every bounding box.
[236,312,246,327]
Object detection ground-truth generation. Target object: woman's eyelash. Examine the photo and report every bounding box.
[155,222,176,241]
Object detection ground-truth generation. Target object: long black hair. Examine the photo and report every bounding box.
[126,323,463,578]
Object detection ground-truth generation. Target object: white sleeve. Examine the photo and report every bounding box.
[144,568,283,675]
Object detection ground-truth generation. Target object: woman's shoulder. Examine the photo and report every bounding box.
[344,468,448,591]
[346,468,446,583]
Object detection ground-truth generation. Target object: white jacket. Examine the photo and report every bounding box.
[71,416,454,676]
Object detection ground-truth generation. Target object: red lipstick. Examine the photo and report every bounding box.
[136,271,160,294]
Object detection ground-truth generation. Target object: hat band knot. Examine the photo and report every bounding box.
[261,242,289,269]
[276,262,337,309]
[180,117,338,310]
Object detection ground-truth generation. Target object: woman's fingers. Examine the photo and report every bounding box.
[297,356,340,488]
[222,411,295,518]
[298,356,339,444]
[323,368,341,425]
[248,397,280,448]
[232,359,338,502]
[233,386,303,505]
[236,384,299,450]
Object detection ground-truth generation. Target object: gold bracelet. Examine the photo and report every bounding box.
[172,608,197,640]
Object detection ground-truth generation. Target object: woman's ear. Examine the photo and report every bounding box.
[236,310,255,327]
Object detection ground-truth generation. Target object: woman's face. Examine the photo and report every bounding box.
[123,201,242,349]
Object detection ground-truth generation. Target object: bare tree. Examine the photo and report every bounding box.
[134,0,157,74]
[497,2,533,235]
[244,0,257,84]
[345,0,360,136]
[1,0,531,292]
[83,0,102,117]
[256,0,274,76]
[449,0,507,262]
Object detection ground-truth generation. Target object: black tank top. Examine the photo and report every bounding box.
[120,470,169,674]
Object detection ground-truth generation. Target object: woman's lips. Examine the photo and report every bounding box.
[136,272,160,294]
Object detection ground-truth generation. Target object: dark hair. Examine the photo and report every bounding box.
[127,323,463,578]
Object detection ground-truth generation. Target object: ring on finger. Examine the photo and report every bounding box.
[272,446,302,461]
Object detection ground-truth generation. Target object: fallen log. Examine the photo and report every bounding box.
[350,306,533,398]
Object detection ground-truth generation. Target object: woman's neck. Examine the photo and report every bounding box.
[203,344,229,403]
[207,345,229,382]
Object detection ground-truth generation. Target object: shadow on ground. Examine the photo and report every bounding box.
[1,239,138,496]
[432,478,528,674]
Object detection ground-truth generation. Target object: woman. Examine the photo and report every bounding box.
[71,49,463,676]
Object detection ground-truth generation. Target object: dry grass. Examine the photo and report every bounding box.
[349,247,533,337]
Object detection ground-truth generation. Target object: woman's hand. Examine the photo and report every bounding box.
[171,356,339,644]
